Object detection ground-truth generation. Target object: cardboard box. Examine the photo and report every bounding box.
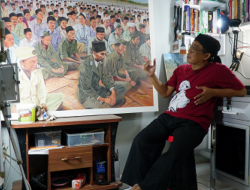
[72,173,86,189]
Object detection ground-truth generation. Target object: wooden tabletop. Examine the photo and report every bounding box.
[11,115,122,129]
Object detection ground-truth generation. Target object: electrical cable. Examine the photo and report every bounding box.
[5,157,21,176]
[3,128,11,190]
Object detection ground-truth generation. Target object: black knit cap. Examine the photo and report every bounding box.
[195,34,221,63]
[2,17,10,22]
[96,27,104,33]
[5,28,11,36]
[66,26,74,33]
[92,41,106,53]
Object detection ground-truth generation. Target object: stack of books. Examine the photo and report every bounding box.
[183,5,220,34]
[229,0,249,23]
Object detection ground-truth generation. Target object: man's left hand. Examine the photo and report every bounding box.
[194,86,214,105]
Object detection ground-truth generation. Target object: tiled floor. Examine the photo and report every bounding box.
[119,163,237,190]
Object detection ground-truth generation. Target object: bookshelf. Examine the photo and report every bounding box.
[173,0,227,54]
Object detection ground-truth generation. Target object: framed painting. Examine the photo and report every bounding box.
[2,0,158,119]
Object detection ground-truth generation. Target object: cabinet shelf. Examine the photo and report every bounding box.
[51,181,122,190]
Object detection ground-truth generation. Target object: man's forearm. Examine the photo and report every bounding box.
[213,88,247,97]
[149,73,172,98]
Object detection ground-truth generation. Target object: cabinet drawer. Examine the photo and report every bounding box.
[48,146,92,172]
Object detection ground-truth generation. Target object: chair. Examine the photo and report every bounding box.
[167,136,198,190]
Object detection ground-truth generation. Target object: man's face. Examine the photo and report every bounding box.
[17,16,23,23]
[41,7,45,13]
[15,2,18,6]
[140,28,146,34]
[94,12,97,16]
[67,30,75,41]
[68,15,72,20]
[37,11,44,20]
[72,14,77,20]
[104,20,109,27]
[79,15,85,25]
[41,35,51,46]
[115,27,122,35]
[111,18,115,23]
[115,15,118,19]
[60,9,64,13]
[36,4,39,8]
[28,6,31,10]
[21,56,38,72]
[4,34,14,48]
[25,31,32,40]
[74,7,77,12]
[20,7,23,12]
[90,19,96,28]
[96,18,101,23]
[123,20,128,24]
[11,4,15,9]
[48,20,56,30]
[51,5,54,9]
[60,20,67,29]
[5,22,12,32]
[54,12,58,17]
[96,32,105,41]
[129,26,135,33]
[93,50,106,62]
[10,16,18,25]
[117,44,126,55]
[22,2,25,6]
[138,17,141,21]
[133,36,140,45]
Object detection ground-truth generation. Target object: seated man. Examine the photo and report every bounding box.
[77,41,127,109]
[138,23,146,47]
[17,13,27,29]
[108,22,124,52]
[10,12,25,40]
[29,8,47,41]
[101,17,111,41]
[89,16,96,38]
[42,16,61,52]
[56,17,67,38]
[23,9,35,28]
[123,22,136,42]
[121,34,247,190]
[68,11,79,26]
[57,26,83,70]
[139,34,151,63]
[19,28,35,47]
[2,17,20,46]
[73,13,91,52]
[87,26,111,55]
[2,28,18,65]
[124,31,148,80]
[15,46,64,111]
[34,29,69,80]
[104,39,137,91]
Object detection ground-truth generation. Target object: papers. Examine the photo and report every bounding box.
[28,146,65,155]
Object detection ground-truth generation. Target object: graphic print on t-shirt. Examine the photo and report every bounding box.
[168,80,191,112]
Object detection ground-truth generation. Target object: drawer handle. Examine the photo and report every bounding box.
[222,111,238,115]
[61,157,81,161]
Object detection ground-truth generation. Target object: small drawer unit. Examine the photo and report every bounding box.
[48,146,93,172]
[64,131,105,147]
[34,130,61,147]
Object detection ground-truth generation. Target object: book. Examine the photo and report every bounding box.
[246,0,249,21]
[232,0,235,19]
[208,11,213,33]
[243,0,246,22]
[235,0,238,19]
[183,6,187,31]
[186,5,190,31]
[213,10,217,34]
[203,11,208,33]
[191,8,195,31]
[229,0,232,19]
[238,0,241,19]
[195,9,199,32]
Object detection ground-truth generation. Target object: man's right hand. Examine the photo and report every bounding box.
[98,97,112,105]
[144,59,156,77]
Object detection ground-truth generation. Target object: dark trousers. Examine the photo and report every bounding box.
[121,113,207,190]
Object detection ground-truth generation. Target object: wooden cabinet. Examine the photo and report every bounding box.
[12,115,122,190]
